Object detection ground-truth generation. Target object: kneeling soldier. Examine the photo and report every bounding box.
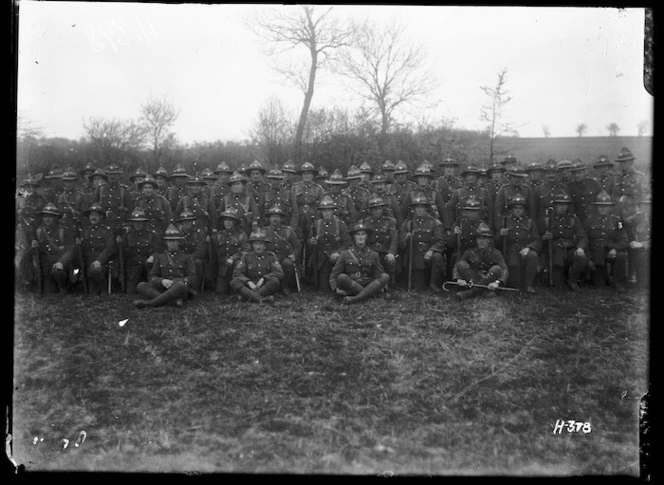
[214,208,250,295]
[330,222,390,304]
[133,224,196,308]
[497,194,542,293]
[583,191,629,292]
[230,228,284,303]
[453,222,509,300]
[32,203,76,294]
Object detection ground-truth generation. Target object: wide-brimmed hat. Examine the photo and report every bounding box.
[507,166,528,178]
[177,210,197,222]
[266,204,287,217]
[227,172,248,186]
[592,155,614,169]
[266,168,285,180]
[162,224,185,240]
[186,174,207,186]
[105,164,123,175]
[393,160,409,175]
[316,166,329,180]
[345,165,361,181]
[129,208,150,222]
[40,202,61,218]
[499,154,518,166]
[61,168,79,181]
[201,167,217,181]
[593,190,615,206]
[247,159,267,175]
[349,222,373,235]
[569,160,587,172]
[487,163,506,174]
[552,192,572,204]
[371,173,389,185]
[507,194,528,207]
[368,196,387,209]
[461,165,481,177]
[439,156,459,167]
[461,195,482,210]
[325,169,347,185]
[413,164,434,179]
[297,162,318,176]
[475,222,494,238]
[525,162,543,173]
[21,173,42,187]
[153,166,170,179]
[129,168,147,182]
[79,162,97,177]
[44,164,63,179]
[138,175,159,190]
[88,169,108,183]
[248,228,270,243]
[557,160,574,171]
[615,147,635,162]
[84,203,106,217]
[219,207,242,222]
[358,162,374,175]
[281,160,297,174]
[317,195,338,210]
[409,193,430,206]
[171,163,190,178]
[543,159,559,172]
[214,162,232,175]
[382,160,395,172]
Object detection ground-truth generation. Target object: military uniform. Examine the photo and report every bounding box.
[329,222,390,304]
[120,209,163,294]
[494,167,536,229]
[177,211,209,292]
[626,197,651,290]
[32,204,76,294]
[230,229,284,303]
[41,165,64,205]
[219,172,261,235]
[153,166,171,199]
[344,165,371,217]
[80,204,117,295]
[401,165,447,226]
[262,169,299,228]
[90,168,131,235]
[448,196,487,265]
[166,164,191,212]
[57,168,88,234]
[262,205,302,294]
[363,199,399,287]
[292,163,325,241]
[132,175,173,237]
[308,206,351,292]
[214,209,250,295]
[387,161,418,207]
[449,166,494,230]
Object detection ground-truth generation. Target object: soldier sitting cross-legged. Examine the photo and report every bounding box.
[230,228,284,303]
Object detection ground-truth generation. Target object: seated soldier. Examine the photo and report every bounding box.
[540,192,589,291]
[119,208,162,294]
[78,203,117,295]
[453,222,509,300]
[330,222,390,304]
[363,195,399,292]
[31,203,76,294]
[308,196,351,292]
[230,228,284,303]
[133,224,197,308]
[449,195,488,268]
[262,204,301,295]
[214,208,250,295]
[583,191,629,293]
[497,194,542,293]
[399,193,446,291]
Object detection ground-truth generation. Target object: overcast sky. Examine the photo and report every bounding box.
[16,2,654,144]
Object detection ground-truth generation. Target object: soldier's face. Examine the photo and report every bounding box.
[555,203,569,215]
[573,170,586,181]
[155,177,167,187]
[476,236,490,249]
[175,177,186,186]
[89,212,102,225]
[132,221,146,231]
[359,173,370,182]
[249,170,262,181]
[142,185,155,197]
[269,214,281,226]
[597,205,612,216]
[464,174,478,186]
[512,205,526,218]
[268,178,281,188]
[373,182,386,193]
[231,182,244,194]
[283,172,294,182]
[189,184,203,194]
[491,171,502,182]
[509,176,523,186]
[134,177,145,185]
[529,171,541,181]
[166,240,180,252]
[416,176,429,187]
[43,214,56,226]
[395,173,407,182]
[545,171,558,183]
[223,219,235,230]
[321,209,334,221]
[353,230,367,245]
[444,167,455,177]
[370,207,383,218]
[252,241,266,254]
[93,176,105,187]
[180,220,194,231]
[617,161,632,172]
[328,183,342,194]
[302,172,314,182]
[414,206,427,217]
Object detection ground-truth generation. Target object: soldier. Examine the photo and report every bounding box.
[262,204,301,295]
[567,160,602,224]
[583,191,629,292]
[524,162,544,190]
[387,160,417,207]
[119,208,162,294]
[533,159,568,222]
[433,156,462,204]
[78,203,117,295]
[485,162,507,206]
[592,155,615,195]
[315,166,329,185]
[16,174,47,290]
[176,210,208,295]
[496,194,542,293]
[368,172,403,228]
[230,228,284,303]
[280,160,298,189]
[175,173,218,235]
[401,164,446,226]
[132,175,173,237]
[557,159,574,187]
[128,167,147,200]
[400,193,446,291]
[57,168,88,234]
[478,167,489,189]
[449,164,494,230]
[133,224,197,308]
[214,208,250,296]
[494,166,536,230]
[453,222,509,300]
[381,159,396,187]
[308,196,351,292]
[329,222,390,304]
[153,166,171,199]
[79,162,97,203]
[218,171,260,235]
[41,164,64,204]
[262,168,299,229]
[498,154,519,185]
[539,192,589,291]
[323,169,357,226]
[292,162,325,242]
[246,160,271,207]
[625,195,651,290]
[357,162,374,193]
[90,164,131,235]
[363,196,399,291]
[449,195,489,267]
[210,161,233,202]
[167,163,191,212]
[31,203,76,294]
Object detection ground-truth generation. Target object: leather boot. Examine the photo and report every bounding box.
[343,280,384,304]
[237,285,262,302]
[454,286,484,300]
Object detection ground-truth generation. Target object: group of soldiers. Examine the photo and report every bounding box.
[15,146,651,307]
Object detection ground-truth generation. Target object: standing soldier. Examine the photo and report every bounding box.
[524,162,544,190]
[401,164,446,226]
[485,162,507,206]
[41,164,64,204]
[219,171,260,236]
[592,155,615,195]
[210,161,232,202]
[496,194,542,293]
[31,203,76,294]
[452,222,509,300]
[57,168,88,234]
[153,166,171,199]
[533,159,567,222]
[381,160,396,188]
[91,164,131,236]
[78,203,117,295]
[626,195,651,290]
[292,161,325,242]
[449,196,489,268]
[308,196,351,292]
[132,175,173,237]
[363,196,399,292]
[494,166,536,231]
[214,208,250,296]
[498,154,519,185]
[16,174,46,290]
[539,192,589,291]
[176,210,208,295]
[433,156,462,205]
[119,208,162,294]
[79,162,97,203]
[133,224,197,309]
[245,159,270,207]
[557,159,574,188]
[262,204,301,295]
[583,191,629,293]
[175,173,218,236]
[388,160,417,207]
[230,228,284,304]
[315,166,329,185]
[128,167,147,201]
[200,168,218,196]
[323,169,356,226]
[368,172,403,229]
[343,165,371,219]
[280,160,298,189]
[357,162,374,193]
[400,194,446,292]
[262,168,299,229]
[567,160,602,224]
[449,164,493,230]
[329,222,390,304]
[167,163,191,213]
[478,167,489,189]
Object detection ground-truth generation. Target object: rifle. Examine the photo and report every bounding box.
[407,220,414,292]
[546,206,553,287]
[32,244,43,295]
[442,281,519,292]
[77,237,88,293]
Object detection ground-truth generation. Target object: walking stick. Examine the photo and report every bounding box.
[442,281,520,292]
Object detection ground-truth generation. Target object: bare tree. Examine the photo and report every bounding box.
[480,67,516,164]
[248,5,354,162]
[606,123,620,137]
[337,20,436,157]
[83,117,147,165]
[249,96,294,165]
[140,96,179,166]
[542,125,550,138]
[576,123,587,137]
[637,120,648,137]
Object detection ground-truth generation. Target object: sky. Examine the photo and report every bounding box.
[16,2,654,145]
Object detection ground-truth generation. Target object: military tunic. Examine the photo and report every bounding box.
[214,227,250,293]
[494,184,536,230]
[449,185,494,230]
[533,181,568,222]
[583,213,629,267]
[231,251,284,287]
[401,188,447,227]
[399,215,446,273]
[452,247,509,285]
[324,190,357,226]
[57,188,88,233]
[293,181,326,240]
[329,244,387,290]
[218,192,260,235]
[261,187,299,228]
[132,194,173,236]
[568,178,603,223]
[122,228,162,293]
[91,182,131,233]
[148,249,197,288]
[175,194,217,234]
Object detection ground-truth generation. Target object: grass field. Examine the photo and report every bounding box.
[11,284,649,476]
